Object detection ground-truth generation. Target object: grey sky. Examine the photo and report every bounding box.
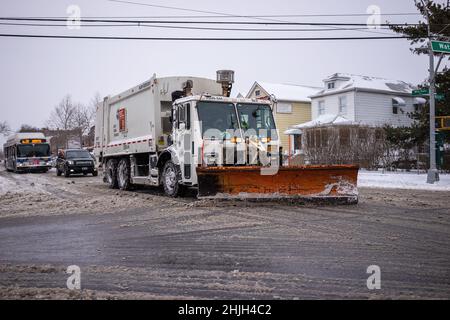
[0,0,446,146]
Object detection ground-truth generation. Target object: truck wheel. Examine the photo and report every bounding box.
[106,159,118,189]
[162,160,184,197]
[117,158,132,190]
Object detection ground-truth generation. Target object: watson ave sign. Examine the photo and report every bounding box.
[431,41,450,54]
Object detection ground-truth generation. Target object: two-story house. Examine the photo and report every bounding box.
[246,81,321,151]
[310,73,424,127]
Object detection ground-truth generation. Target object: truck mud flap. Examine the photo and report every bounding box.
[196,165,359,204]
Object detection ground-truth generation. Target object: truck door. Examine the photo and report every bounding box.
[173,103,193,183]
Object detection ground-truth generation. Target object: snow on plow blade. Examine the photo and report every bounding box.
[197,165,359,204]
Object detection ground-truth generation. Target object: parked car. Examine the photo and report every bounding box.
[56,149,98,177]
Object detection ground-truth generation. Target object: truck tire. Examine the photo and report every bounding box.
[117,158,132,190]
[162,160,184,197]
[105,159,118,189]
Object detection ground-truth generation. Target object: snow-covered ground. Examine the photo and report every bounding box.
[358,170,450,191]
[1,167,450,197]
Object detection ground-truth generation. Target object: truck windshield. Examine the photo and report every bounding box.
[66,150,92,159]
[236,103,278,139]
[17,144,50,158]
[197,102,239,138]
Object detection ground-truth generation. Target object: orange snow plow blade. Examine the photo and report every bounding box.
[197,165,359,204]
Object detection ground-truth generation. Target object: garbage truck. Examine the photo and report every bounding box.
[94,70,358,203]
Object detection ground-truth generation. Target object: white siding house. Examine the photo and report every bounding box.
[310,73,422,127]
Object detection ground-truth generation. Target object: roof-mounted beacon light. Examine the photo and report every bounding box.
[216,70,234,97]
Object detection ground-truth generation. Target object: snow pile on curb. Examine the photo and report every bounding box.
[358,171,450,191]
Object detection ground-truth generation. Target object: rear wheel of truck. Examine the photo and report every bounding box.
[105,159,118,189]
[117,158,132,190]
[162,160,184,197]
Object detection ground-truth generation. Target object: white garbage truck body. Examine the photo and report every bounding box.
[94,75,222,161]
[94,71,358,203]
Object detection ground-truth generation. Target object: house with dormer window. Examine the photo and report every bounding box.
[309,73,424,127]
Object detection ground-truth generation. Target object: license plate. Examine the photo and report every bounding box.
[82,167,88,170]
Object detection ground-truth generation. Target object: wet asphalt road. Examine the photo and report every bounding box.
[0,170,449,299]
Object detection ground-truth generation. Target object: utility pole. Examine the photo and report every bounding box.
[426,6,439,184]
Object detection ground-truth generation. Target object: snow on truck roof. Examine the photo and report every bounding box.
[106,75,222,104]
[4,132,47,147]
[175,95,272,105]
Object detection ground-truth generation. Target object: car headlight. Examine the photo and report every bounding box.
[68,160,74,165]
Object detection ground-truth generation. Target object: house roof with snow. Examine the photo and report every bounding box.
[311,73,416,98]
[284,114,356,135]
[246,81,321,103]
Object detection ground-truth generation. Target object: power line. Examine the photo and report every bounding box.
[105,1,421,18]
[0,13,422,19]
[0,17,429,27]
[0,22,393,32]
[0,22,138,27]
[106,0,290,24]
[0,33,411,41]
[103,0,415,37]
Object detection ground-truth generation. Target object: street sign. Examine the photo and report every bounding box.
[412,88,444,100]
[431,40,450,54]
[412,88,429,96]
[436,94,444,101]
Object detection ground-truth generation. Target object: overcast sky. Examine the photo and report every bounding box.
[0,0,447,146]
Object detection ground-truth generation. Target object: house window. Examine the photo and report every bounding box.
[255,89,260,97]
[293,134,302,151]
[327,82,335,90]
[277,103,292,114]
[413,97,426,113]
[339,96,347,114]
[392,97,405,115]
[318,101,325,115]
[393,105,398,114]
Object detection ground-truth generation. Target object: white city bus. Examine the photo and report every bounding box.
[3,132,52,173]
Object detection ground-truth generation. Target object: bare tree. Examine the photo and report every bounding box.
[90,92,102,111]
[46,95,77,130]
[0,121,10,136]
[72,93,101,143]
[18,124,41,133]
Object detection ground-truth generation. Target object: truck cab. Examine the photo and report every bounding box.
[157,95,281,196]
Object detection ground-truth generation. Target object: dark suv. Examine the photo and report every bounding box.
[56,149,98,177]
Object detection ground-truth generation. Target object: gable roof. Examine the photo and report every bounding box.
[312,73,416,97]
[246,81,321,103]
